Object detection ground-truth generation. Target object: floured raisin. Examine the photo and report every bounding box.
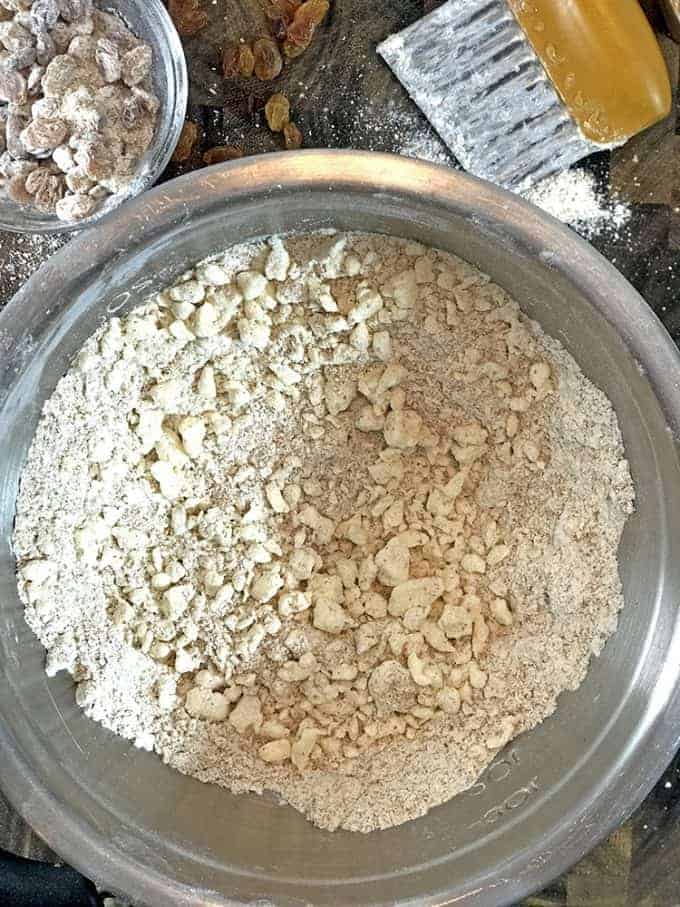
[58,0,94,22]
[25,167,65,213]
[55,191,97,222]
[73,142,114,181]
[7,172,32,205]
[253,36,282,80]
[202,145,244,165]
[0,69,27,105]
[31,0,60,33]
[95,37,122,84]
[20,117,68,153]
[121,45,152,87]
[265,92,290,132]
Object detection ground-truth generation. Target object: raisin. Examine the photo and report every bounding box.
[121,45,152,87]
[58,0,94,22]
[264,0,301,23]
[73,142,114,181]
[168,0,208,38]
[27,63,44,95]
[283,121,302,149]
[20,117,69,153]
[121,95,144,128]
[6,113,28,159]
[282,37,307,58]
[238,45,255,77]
[0,69,27,105]
[35,30,55,66]
[202,145,244,165]
[1,157,36,180]
[172,120,199,162]
[221,42,239,77]
[65,166,94,194]
[132,86,160,116]
[0,20,33,55]
[55,191,97,222]
[31,0,60,33]
[296,0,329,27]
[264,0,301,39]
[264,92,290,132]
[41,55,81,98]
[67,34,96,61]
[222,42,254,79]
[7,172,32,205]
[283,0,329,55]
[25,166,65,213]
[252,36,282,80]
[95,37,122,84]
[285,16,314,46]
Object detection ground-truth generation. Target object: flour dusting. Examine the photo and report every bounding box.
[524,169,631,238]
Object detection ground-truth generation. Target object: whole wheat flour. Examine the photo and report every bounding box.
[13,232,635,833]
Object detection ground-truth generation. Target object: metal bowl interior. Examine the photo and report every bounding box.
[1,152,680,907]
[0,0,188,234]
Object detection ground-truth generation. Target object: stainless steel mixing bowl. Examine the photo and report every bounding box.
[1,152,680,907]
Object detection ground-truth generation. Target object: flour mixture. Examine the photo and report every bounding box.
[13,232,635,832]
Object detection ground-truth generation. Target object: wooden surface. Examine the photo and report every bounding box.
[1,1,680,904]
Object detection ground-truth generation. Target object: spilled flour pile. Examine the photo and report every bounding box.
[524,169,631,238]
[14,232,634,832]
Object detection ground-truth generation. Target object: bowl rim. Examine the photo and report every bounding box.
[1,150,680,906]
[0,0,189,235]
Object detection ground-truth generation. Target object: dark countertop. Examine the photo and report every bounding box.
[1,2,680,904]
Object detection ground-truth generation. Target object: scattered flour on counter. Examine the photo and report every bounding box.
[524,169,631,238]
[395,115,452,165]
[14,231,634,833]
[389,114,630,237]
[0,232,69,306]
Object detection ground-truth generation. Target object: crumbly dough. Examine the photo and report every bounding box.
[13,232,634,832]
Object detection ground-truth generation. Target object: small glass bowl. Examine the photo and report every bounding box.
[0,0,188,234]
